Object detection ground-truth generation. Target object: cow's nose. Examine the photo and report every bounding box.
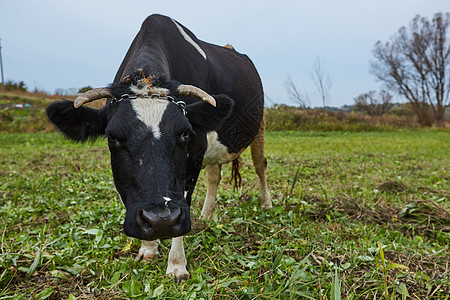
[137,206,188,239]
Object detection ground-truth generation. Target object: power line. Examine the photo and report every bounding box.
[0,39,4,93]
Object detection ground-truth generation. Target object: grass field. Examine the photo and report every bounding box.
[0,130,449,299]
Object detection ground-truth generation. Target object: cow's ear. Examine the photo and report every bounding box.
[45,100,107,142]
[186,94,234,133]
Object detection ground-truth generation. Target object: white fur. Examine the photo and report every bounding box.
[137,239,159,258]
[163,196,171,207]
[114,185,125,207]
[131,98,169,139]
[171,19,207,60]
[166,236,189,278]
[201,165,221,219]
[130,85,170,97]
[202,131,237,166]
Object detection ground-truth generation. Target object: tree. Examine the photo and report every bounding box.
[285,76,310,108]
[78,86,93,93]
[354,90,394,116]
[311,57,332,109]
[371,12,450,126]
[4,80,27,92]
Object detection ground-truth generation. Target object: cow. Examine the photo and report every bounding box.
[45,14,272,282]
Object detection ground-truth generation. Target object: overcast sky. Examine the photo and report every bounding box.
[0,0,448,107]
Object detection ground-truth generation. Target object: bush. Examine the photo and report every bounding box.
[2,80,28,92]
[265,105,419,131]
[78,86,93,93]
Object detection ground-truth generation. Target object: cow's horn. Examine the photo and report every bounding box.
[177,85,216,107]
[74,88,114,108]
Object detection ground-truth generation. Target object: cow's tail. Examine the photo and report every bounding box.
[231,157,242,189]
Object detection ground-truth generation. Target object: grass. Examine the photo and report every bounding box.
[0,130,449,299]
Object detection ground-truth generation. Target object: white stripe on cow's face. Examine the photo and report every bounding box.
[131,98,169,139]
[171,19,207,60]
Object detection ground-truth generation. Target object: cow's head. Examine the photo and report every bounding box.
[46,73,234,240]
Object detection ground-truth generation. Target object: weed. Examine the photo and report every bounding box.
[330,268,341,300]
[377,241,409,299]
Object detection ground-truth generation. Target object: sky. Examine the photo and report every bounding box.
[0,0,448,107]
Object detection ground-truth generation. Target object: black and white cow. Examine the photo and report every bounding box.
[46,14,272,282]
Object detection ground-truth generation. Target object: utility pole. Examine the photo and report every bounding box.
[0,39,4,93]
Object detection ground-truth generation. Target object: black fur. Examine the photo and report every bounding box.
[45,100,106,142]
[187,94,234,133]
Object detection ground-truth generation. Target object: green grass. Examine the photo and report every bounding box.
[0,130,449,299]
[0,94,55,133]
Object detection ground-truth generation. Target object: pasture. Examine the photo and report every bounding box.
[0,130,449,299]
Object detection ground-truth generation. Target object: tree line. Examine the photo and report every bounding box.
[287,12,449,126]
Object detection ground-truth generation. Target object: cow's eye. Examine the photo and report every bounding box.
[107,134,118,145]
[180,130,190,143]
[180,129,193,144]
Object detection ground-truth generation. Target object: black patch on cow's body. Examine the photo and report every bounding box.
[186,95,234,133]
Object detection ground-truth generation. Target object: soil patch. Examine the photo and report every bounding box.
[378,180,409,193]
[304,196,450,237]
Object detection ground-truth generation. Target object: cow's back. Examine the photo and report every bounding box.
[202,43,264,153]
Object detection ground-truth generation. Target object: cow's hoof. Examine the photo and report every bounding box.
[166,265,189,283]
[167,273,189,283]
[261,203,273,210]
[135,253,157,261]
[135,240,159,261]
[175,274,189,283]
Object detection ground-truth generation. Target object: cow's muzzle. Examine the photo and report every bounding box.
[132,205,191,240]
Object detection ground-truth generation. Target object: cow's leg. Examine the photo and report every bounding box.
[250,120,272,209]
[200,164,221,219]
[136,239,159,260]
[166,236,189,282]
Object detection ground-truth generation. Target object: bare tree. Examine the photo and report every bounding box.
[371,12,450,126]
[354,90,394,116]
[285,76,310,108]
[311,57,332,109]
